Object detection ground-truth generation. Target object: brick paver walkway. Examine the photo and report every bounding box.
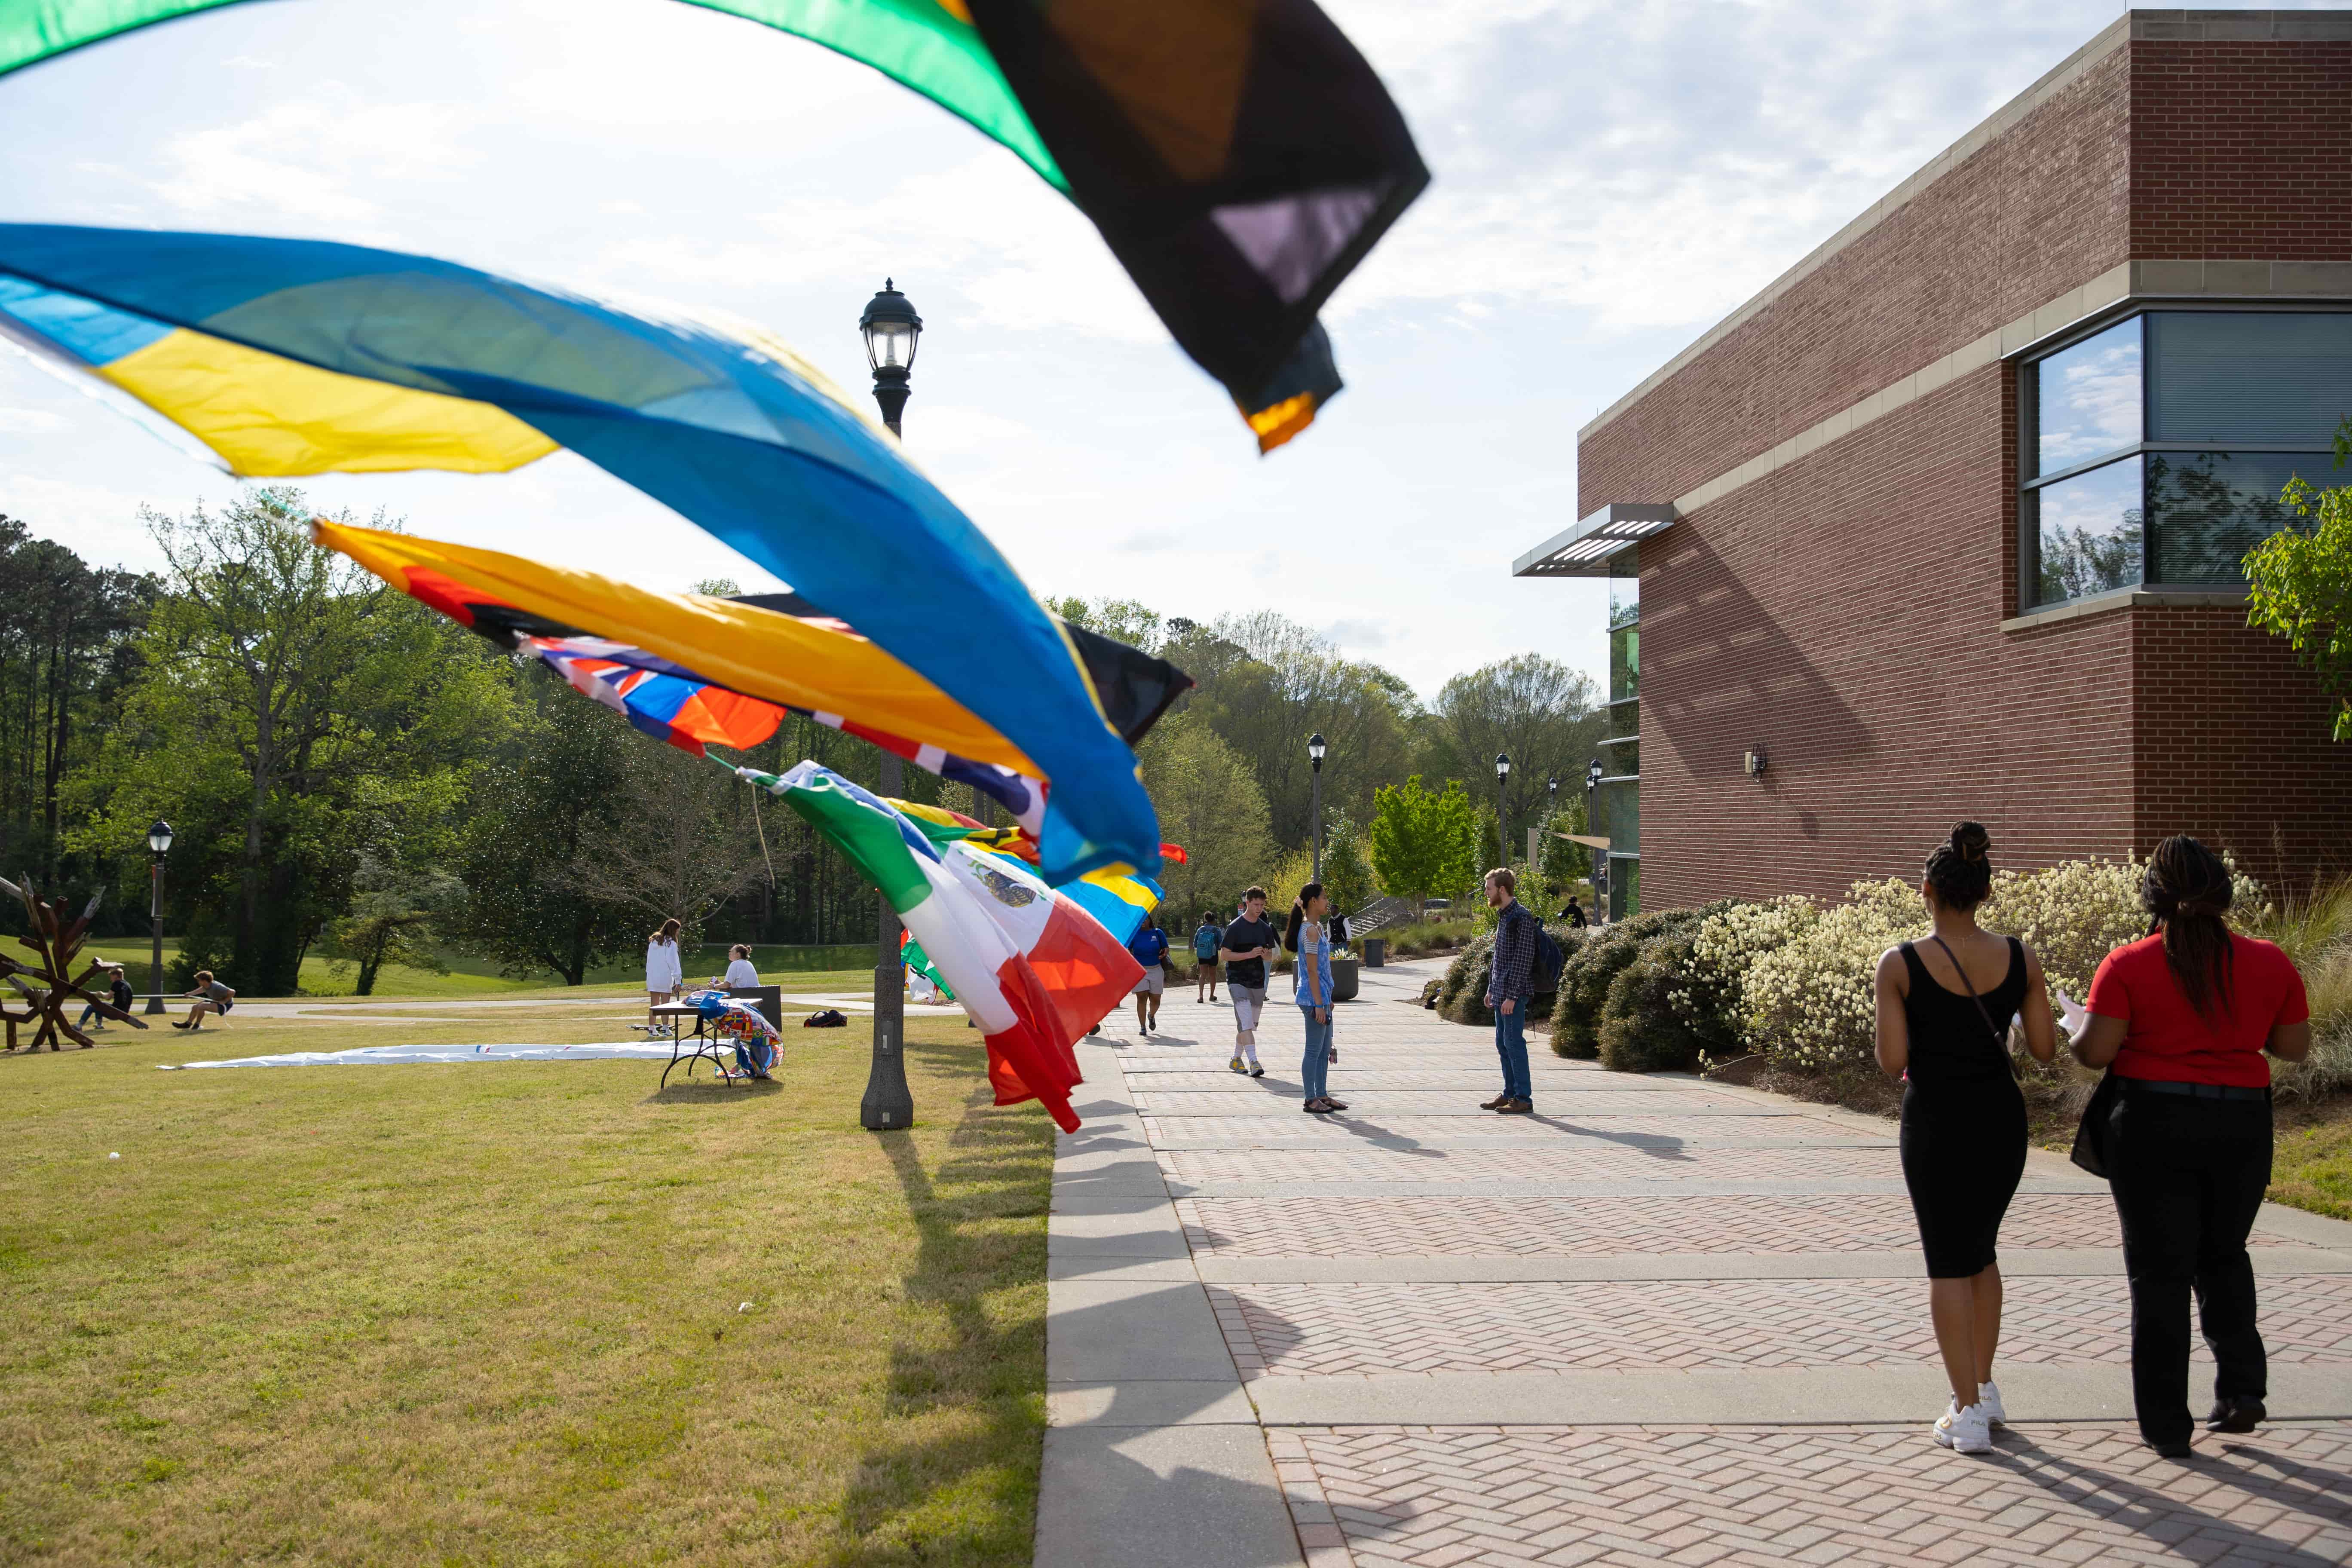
[1056,958,2352,1567]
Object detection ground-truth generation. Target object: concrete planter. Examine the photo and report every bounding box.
[1331,959,1360,1003]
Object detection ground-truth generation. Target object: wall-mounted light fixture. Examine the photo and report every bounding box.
[1744,745,1767,780]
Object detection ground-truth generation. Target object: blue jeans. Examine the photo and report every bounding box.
[1299,1005,1332,1101]
[1493,1001,1530,1101]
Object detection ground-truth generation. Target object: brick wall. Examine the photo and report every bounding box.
[1638,368,2142,910]
[2131,608,2352,880]
[1596,28,2352,909]
[1577,43,2131,517]
[2131,39,2352,259]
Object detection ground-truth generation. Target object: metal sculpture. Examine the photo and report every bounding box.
[1,876,147,1051]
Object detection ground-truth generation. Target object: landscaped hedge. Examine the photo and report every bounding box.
[1431,924,1586,1027]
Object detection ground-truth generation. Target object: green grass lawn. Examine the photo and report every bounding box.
[0,1003,1052,1565]
[74,940,882,1001]
[2270,1104,2352,1221]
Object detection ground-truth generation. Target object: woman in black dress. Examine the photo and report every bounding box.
[1872,822,2058,1454]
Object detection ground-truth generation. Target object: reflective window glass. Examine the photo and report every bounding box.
[1608,552,1639,630]
[1608,624,1638,704]
[2034,456,2143,604]
[2035,315,2141,476]
[2146,450,2331,584]
[2150,313,2352,447]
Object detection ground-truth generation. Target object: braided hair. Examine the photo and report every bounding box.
[2143,835,2236,1020]
[1922,821,1993,912]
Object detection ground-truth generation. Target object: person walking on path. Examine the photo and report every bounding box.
[1193,913,1224,1002]
[1288,881,1345,1114]
[172,971,235,1031]
[1482,868,1538,1115]
[2061,834,2310,1457]
[1129,912,1170,1035]
[646,919,685,1036]
[1221,887,1277,1077]
[1872,822,2058,1456]
[1559,896,1587,929]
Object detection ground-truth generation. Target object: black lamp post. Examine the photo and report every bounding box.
[1545,773,1558,874]
[1585,757,1606,914]
[859,279,922,436]
[1493,753,1511,867]
[857,284,919,1130]
[1308,732,1326,884]
[144,819,172,1014]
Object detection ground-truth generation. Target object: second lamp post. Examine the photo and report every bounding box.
[859,279,922,1131]
[1308,732,1326,884]
[1493,753,1511,868]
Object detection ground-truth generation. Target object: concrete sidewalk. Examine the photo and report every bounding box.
[1037,958,2352,1567]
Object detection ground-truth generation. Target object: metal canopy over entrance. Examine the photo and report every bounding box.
[1510,503,1677,578]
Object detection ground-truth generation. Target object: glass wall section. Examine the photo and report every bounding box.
[1596,778,1637,854]
[2021,309,2352,608]
[2033,456,2144,603]
[1608,859,1639,922]
[2033,315,2142,475]
[1608,560,1639,704]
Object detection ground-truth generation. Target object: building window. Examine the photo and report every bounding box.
[1608,564,1638,703]
[2020,310,2352,608]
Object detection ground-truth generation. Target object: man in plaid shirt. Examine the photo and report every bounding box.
[1482,867,1538,1115]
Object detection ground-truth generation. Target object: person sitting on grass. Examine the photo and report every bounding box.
[172,971,235,1031]
[77,963,129,1032]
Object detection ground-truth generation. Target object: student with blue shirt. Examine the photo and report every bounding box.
[1287,882,1345,1114]
[1128,912,1170,1035]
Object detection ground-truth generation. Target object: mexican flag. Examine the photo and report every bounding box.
[743,761,1140,1130]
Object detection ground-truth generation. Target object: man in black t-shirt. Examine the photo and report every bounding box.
[1219,886,1277,1076]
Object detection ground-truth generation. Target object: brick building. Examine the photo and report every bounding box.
[1516,8,2352,917]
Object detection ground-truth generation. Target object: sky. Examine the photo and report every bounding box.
[1,0,2324,702]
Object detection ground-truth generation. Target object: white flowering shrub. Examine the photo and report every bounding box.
[1980,855,2267,999]
[1677,896,1821,1045]
[1736,879,1922,1073]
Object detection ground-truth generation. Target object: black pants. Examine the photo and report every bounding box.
[2105,1085,2272,1446]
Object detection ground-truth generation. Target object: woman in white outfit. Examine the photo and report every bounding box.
[646,918,685,1034]
[723,943,760,989]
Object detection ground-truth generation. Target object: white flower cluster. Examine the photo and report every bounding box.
[1734,879,1919,1072]
[1675,856,2271,1075]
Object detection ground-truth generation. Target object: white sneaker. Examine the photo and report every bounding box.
[1978,1381,2006,1427]
[1932,1400,1994,1454]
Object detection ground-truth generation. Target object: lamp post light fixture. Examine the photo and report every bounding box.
[1307,732,1327,884]
[859,279,922,436]
[1584,757,1605,913]
[857,283,918,1131]
[1493,752,1511,866]
[144,818,172,1015]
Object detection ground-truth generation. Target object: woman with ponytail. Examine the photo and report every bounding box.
[2062,836,2311,1456]
[1287,882,1344,1115]
[1874,822,2059,1455]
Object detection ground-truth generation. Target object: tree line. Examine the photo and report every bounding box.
[10,490,1605,994]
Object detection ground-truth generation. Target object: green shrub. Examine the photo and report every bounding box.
[1599,937,1708,1072]
[1435,932,1494,1026]
[1550,908,1699,1058]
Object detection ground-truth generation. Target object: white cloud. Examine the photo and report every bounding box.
[157,88,482,224]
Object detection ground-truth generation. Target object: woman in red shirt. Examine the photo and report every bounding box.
[2067,836,2311,1457]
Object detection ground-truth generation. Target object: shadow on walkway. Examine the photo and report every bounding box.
[1998,1431,2352,1565]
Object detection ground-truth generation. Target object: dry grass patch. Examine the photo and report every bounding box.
[0,1002,1051,1565]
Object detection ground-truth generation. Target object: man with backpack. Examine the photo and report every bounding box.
[1481,867,1560,1115]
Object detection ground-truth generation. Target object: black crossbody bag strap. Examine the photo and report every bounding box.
[1929,934,2018,1078]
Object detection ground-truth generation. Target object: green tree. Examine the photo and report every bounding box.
[1432,653,1604,845]
[325,851,463,995]
[1370,775,1479,907]
[2246,423,2352,738]
[1535,801,1592,892]
[1320,809,1376,919]
[74,490,518,993]
[1138,710,1273,926]
[1047,594,1164,653]
[453,688,645,986]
